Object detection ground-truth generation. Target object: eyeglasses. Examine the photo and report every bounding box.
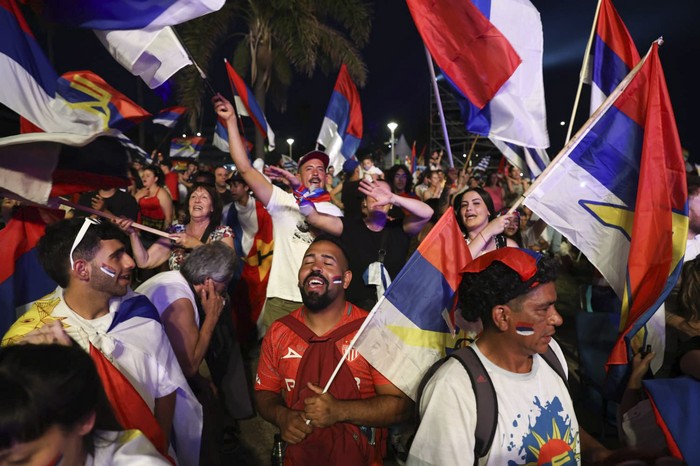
[69,217,100,270]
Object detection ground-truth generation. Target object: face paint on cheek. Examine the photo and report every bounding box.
[515,321,535,336]
[331,276,343,285]
[100,264,117,278]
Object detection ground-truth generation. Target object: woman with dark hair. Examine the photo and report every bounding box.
[134,164,173,232]
[452,187,518,258]
[0,344,169,465]
[386,164,415,197]
[119,183,234,271]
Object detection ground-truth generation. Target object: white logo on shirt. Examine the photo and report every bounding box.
[282,347,302,359]
[285,378,296,391]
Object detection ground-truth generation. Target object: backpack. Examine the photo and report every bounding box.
[415,344,568,465]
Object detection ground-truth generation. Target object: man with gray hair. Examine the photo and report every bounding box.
[137,241,248,465]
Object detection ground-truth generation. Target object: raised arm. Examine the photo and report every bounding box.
[298,201,343,236]
[358,180,433,236]
[213,94,273,206]
[114,217,171,269]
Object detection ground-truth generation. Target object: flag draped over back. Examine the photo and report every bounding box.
[0,207,61,336]
[524,43,687,395]
[355,208,472,399]
[406,0,520,110]
[437,0,549,150]
[170,136,205,159]
[316,64,363,173]
[589,0,640,113]
[153,105,187,128]
[224,59,275,150]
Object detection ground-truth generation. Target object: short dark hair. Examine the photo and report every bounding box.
[38,218,128,288]
[458,254,557,325]
[142,164,165,187]
[0,344,120,450]
[311,234,351,271]
[452,187,496,234]
[183,183,223,226]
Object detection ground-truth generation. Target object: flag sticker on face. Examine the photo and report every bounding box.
[515,322,535,336]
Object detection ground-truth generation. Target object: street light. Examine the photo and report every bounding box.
[286,138,294,159]
[387,122,398,163]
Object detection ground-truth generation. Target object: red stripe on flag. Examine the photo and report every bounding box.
[597,0,640,70]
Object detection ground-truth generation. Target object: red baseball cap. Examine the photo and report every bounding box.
[297,150,329,171]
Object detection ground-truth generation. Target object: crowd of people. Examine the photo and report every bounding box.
[0,94,696,465]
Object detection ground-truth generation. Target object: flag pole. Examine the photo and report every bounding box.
[424,46,455,168]
[564,0,603,144]
[464,135,480,170]
[169,26,218,97]
[508,42,654,214]
[52,198,171,238]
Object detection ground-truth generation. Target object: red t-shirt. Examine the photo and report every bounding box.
[256,303,389,406]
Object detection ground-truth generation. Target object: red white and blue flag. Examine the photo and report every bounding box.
[490,141,550,178]
[525,42,687,397]
[355,208,473,399]
[170,136,205,159]
[0,207,61,337]
[589,0,640,114]
[152,105,187,128]
[316,64,363,173]
[224,59,275,150]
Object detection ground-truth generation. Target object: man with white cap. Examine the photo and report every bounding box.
[213,94,343,332]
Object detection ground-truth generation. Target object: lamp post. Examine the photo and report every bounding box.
[286,138,294,159]
[387,122,398,164]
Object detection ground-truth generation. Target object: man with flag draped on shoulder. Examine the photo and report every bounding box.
[1,218,203,466]
[408,248,612,465]
[255,235,412,465]
[213,94,342,332]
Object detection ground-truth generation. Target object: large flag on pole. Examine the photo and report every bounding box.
[316,64,363,173]
[355,208,472,399]
[524,42,687,396]
[224,59,275,150]
[436,0,549,150]
[406,0,520,110]
[589,0,640,113]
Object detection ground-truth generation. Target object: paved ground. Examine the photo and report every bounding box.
[224,254,619,464]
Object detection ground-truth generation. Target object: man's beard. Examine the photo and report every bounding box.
[299,272,333,312]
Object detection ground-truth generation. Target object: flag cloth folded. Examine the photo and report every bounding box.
[0,132,131,204]
[441,0,549,150]
[0,207,61,336]
[95,27,191,89]
[490,139,550,179]
[524,42,687,398]
[170,136,205,159]
[224,59,275,150]
[30,0,224,31]
[355,208,472,399]
[152,105,187,128]
[316,64,363,173]
[406,0,519,110]
[589,0,640,113]
[644,377,700,461]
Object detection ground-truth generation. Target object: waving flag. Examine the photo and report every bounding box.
[355,208,473,399]
[491,140,550,178]
[442,0,549,150]
[589,0,640,113]
[29,0,224,30]
[170,136,205,159]
[406,0,519,109]
[225,59,275,150]
[153,105,187,128]
[524,42,687,397]
[644,377,700,461]
[0,207,62,336]
[316,64,363,172]
[95,27,192,89]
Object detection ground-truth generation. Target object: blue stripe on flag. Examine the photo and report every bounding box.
[326,91,351,136]
[593,36,632,96]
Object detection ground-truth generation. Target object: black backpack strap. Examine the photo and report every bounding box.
[416,346,497,465]
[539,344,569,390]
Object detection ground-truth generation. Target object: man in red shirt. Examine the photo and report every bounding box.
[255,235,412,465]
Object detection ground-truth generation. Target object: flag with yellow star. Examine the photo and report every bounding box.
[525,41,687,397]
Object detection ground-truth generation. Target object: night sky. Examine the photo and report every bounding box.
[1,0,698,163]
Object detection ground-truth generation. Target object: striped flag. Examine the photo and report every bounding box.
[152,105,187,128]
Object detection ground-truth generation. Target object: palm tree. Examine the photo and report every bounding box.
[176,0,372,158]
